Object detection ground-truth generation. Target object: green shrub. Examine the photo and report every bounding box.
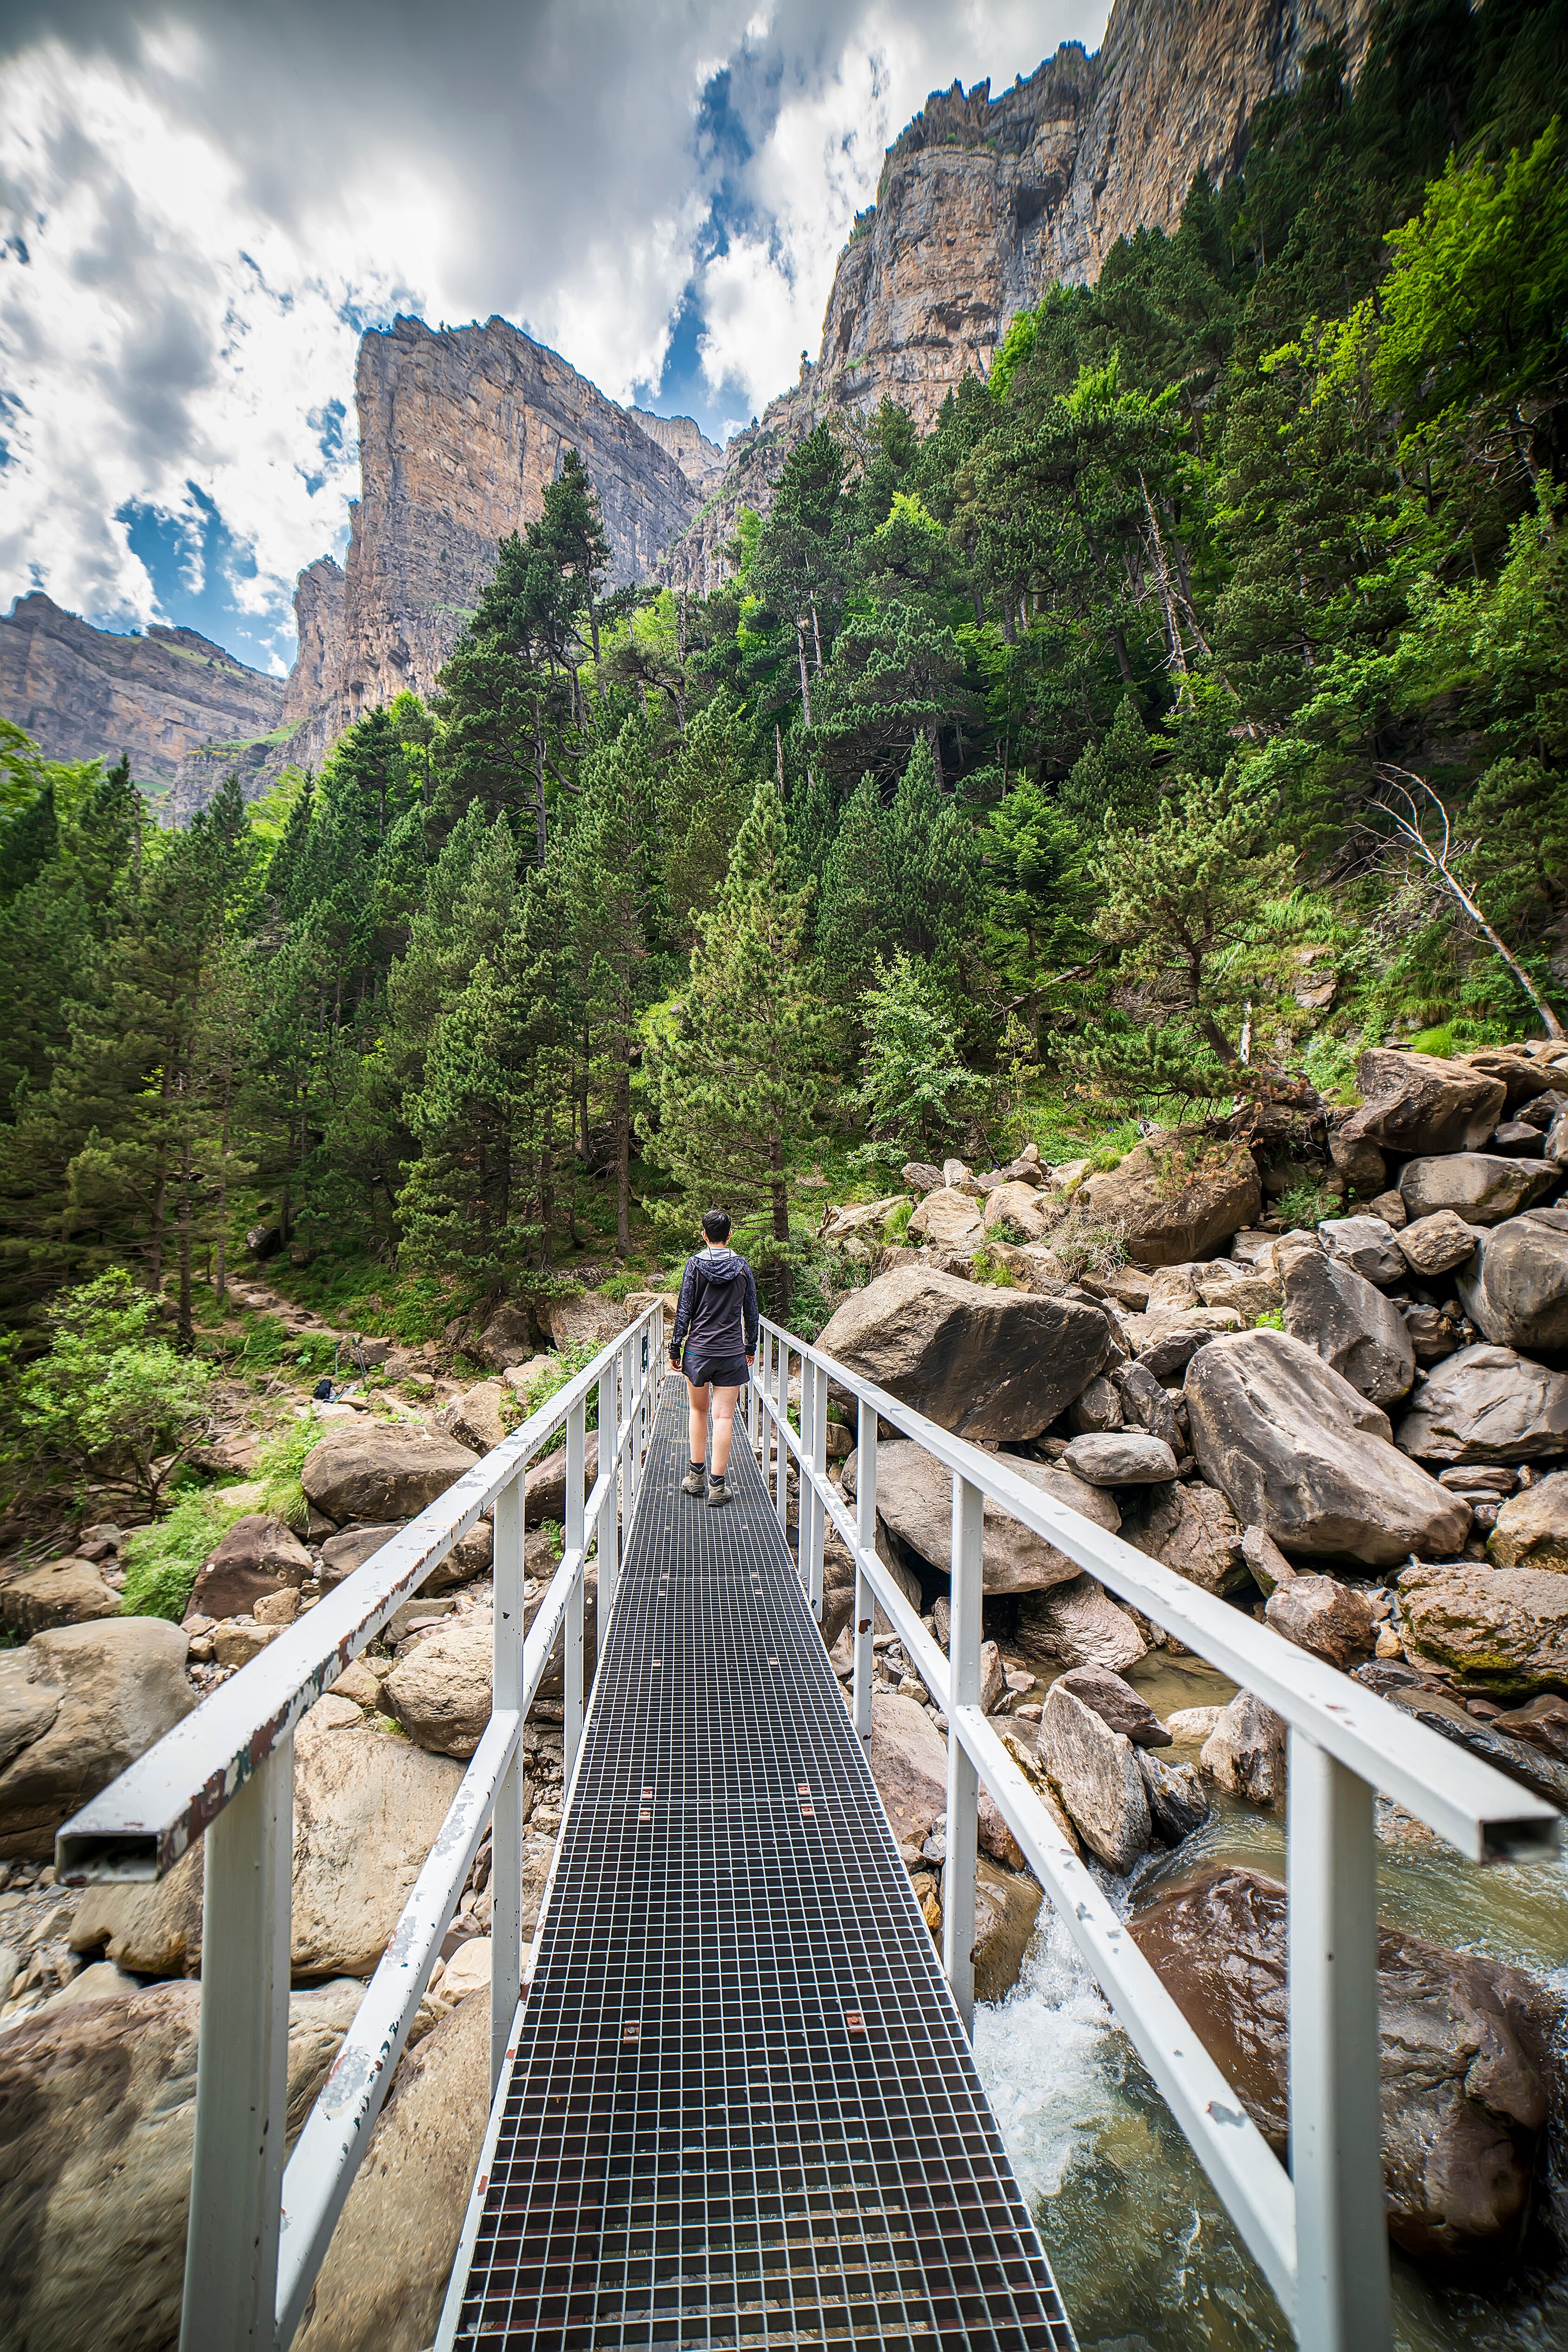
[1,1270,214,1510]
[1274,1181,1334,1230]
[970,1248,1017,1288]
[1252,1308,1286,1331]
[256,1417,323,1533]
[883,1198,916,1242]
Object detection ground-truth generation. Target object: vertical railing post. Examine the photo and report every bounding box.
[852,1397,876,1740]
[619,1332,635,1529]
[773,1339,788,1533]
[565,1394,586,1779]
[180,1731,294,2351]
[490,1473,524,2092]
[943,1476,983,2034]
[797,1348,817,1592]
[1289,1731,1390,2352]
[808,1359,828,1621]
[597,1356,619,1620]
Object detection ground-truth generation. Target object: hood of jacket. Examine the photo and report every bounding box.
[695,1247,746,1287]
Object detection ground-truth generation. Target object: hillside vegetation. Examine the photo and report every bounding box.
[1,0,1566,1406]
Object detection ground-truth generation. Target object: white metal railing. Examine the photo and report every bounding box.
[749,1315,1561,2352]
[56,1304,663,2352]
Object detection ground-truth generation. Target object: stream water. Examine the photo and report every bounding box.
[970,1655,1568,2352]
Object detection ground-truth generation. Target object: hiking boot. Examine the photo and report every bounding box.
[706,1472,731,1508]
[681,1464,705,1497]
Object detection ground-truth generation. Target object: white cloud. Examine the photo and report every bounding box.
[0,1,1108,669]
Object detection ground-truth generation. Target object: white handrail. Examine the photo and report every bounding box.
[753,1313,1560,2352]
[56,1304,663,2352]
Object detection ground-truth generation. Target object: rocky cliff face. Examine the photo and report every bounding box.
[330,316,710,729]
[662,0,1374,590]
[0,593,288,818]
[279,556,346,772]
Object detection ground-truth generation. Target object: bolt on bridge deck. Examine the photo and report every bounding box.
[440,1376,1074,2350]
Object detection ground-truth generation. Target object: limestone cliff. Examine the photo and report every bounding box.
[0,592,288,817]
[280,556,346,772]
[662,0,1374,590]
[331,316,709,728]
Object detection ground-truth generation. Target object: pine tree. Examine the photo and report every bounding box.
[641,783,832,1315]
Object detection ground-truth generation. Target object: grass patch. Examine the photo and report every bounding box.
[883,1199,915,1242]
[1252,1308,1285,1330]
[1274,1180,1336,1231]
[256,1417,323,1532]
[121,1488,252,1621]
[970,1248,1017,1288]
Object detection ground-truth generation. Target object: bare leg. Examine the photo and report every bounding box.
[710,1384,742,1476]
[686,1379,711,1464]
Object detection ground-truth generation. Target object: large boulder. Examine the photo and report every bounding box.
[1057,1663,1171,1746]
[1397,1563,1568,1697]
[440,1379,510,1453]
[1125,1305,1243,1379]
[1185,1330,1470,1566]
[971,1859,1045,2004]
[1139,1751,1211,1844]
[819,1194,911,1244]
[302,1423,480,1526]
[907,1186,985,1246]
[1397,1153,1557,1227]
[1395,1345,1568,1464]
[1123,1479,1249,1595]
[294,1988,490,2352]
[0,1620,193,1861]
[474,1301,536,1371]
[865,1691,948,1848]
[1337,1048,1507,1158]
[380,1617,495,1758]
[1280,1245,1415,1407]
[981,1181,1054,1243]
[187,1512,313,1620]
[71,1697,464,1979]
[1129,1866,1554,2264]
[317,1518,494,1593]
[1397,1209,1479,1280]
[1062,1431,1178,1486]
[1015,1576,1147,1673]
[1199,1691,1286,1807]
[0,1559,122,1637]
[1316,1215,1407,1287]
[843,1443,1118,1594]
[1038,1679,1152,1870]
[816,1266,1112,1443]
[0,1977,362,2352]
[1489,1471,1568,1572]
[1264,1573,1376,1669]
[543,1291,633,1351]
[1455,1206,1568,1353]
[1078,1137,1261,1267]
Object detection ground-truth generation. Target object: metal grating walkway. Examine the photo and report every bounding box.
[447,1377,1075,2349]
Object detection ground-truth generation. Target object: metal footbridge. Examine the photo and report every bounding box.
[57,1304,1560,2352]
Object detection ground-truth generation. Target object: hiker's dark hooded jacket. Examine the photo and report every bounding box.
[671,1247,759,1360]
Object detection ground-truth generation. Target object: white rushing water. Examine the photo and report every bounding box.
[971,1847,1568,2352]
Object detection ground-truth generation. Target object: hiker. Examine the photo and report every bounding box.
[669,1208,758,1508]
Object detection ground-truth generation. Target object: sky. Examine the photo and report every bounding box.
[0,0,1109,676]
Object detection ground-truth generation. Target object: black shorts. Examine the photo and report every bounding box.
[679,1352,750,1390]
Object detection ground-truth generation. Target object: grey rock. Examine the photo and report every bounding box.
[302,1423,481,1525]
[1062,1431,1178,1486]
[187,1512,313,1620]
[1397,1561,1568,1697]
[900,1161,945,1194]
[817,1266,1113,1442]
[0,1559,122,1637]
[970,1856,1045,2004]
[865,1691,948,1849]
[1395,1344,1568,1464]
[1039,1680,1152,1870]
[524,1431,600,1527]
[1397,1153,1557,1228]
[0,1619,193,1861]
[1123,1480,1249,1594]
[1488,1471,1568,1572]
[1399,1300,1463,1365]
[1200,1690,1287,1808]
[475,1301,536,1371]
[1547,1109,1568,1166]
[843,1442,1119,1594]
[1185,1330,1470,1566]
[1328,1125,1387,1193]
[1264,1573,1377,1669]
[1016,1576,1148,1674]
[1240,1524,1295,1597]
[1381,1682,1568,1812]
[1066,1373,1123,1433]
[1397,1210,1479,1279]
[1316,1215,1407,1287]
[1281,1246,1416,1406]
[0,1977,361,2352]
[1112,1360,1182,1453]
[1057,1663,1171,1746]
[1129,1865,1554,2264]
[1137,1750,1210,1844]
[1078,1137,1262,1267]
[1337,1048,1507,1157]
[1491,1121,1545,1157]
[1455,1205,1568,1353]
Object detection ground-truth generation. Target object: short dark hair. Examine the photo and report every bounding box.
[702,1207,732,1243]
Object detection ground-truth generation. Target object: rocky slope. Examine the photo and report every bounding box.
[0,593,288,818]
[663,0,1375,589]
